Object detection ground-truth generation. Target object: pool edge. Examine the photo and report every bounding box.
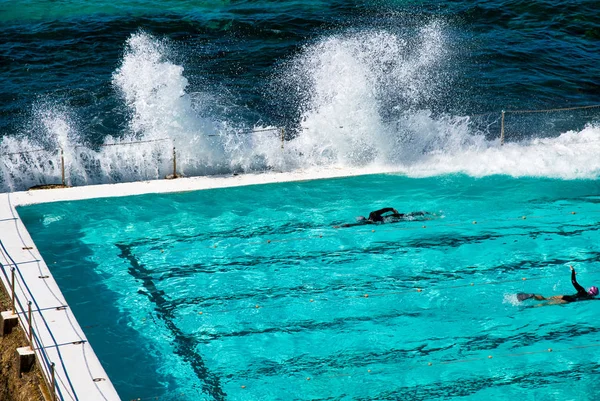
[0,192,121,401]
[9,166,403,205]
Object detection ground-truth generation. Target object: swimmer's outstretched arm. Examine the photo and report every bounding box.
[370,208,398,218]
[334,220,377,228]
[570,266,587,296]
[333,223,358,228]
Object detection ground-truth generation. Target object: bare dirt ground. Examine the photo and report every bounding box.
[0,286,47,401]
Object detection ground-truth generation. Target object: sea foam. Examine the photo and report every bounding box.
[1,29,599,192]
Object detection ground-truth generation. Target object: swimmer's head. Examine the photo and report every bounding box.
[356,216,366,222]
[588,286,599,296]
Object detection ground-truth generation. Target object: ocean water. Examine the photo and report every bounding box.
[17,174,600,400]
[2,0,600,191]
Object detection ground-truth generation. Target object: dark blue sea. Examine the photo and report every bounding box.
[1,0,600,190]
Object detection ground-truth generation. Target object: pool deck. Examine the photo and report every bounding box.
[0,166,397,401]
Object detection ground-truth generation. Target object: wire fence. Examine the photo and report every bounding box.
[0,240,77,401]
[1,148,57,157]
[91,138,172,148]
[1,103,599,190]
[504,104,600,114]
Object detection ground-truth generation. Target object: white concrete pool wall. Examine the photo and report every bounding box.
[0,166,398,401]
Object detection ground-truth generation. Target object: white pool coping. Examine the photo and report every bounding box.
[0,166,400,401]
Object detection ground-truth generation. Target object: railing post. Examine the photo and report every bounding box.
[28,301,33,347]
[172,146,177,178]
[10,268,15,315]
[51,362,56,401]
[60,148,65,186]
[500,110,505,146]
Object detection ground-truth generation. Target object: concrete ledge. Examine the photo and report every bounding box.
[0,192,122,400]
[9,166,400,206]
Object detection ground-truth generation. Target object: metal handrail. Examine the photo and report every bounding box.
[0,240,78,401]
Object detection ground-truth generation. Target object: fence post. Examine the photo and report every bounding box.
[500,110,505,146]
[172,146,177,178]
[11,268,15,315]
[51,362,56,401]
[28,301,33,347]
[60,149,65,186]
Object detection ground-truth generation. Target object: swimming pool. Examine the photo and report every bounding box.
[17,173,600,400]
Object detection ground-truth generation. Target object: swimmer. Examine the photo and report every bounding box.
[517,265,599,306]
[334,208,430,228]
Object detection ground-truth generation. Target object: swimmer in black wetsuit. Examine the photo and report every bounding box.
[517,266,599,305]
[334,208,430,228]
[367,207,401,223]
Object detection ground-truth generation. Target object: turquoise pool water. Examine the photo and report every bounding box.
[18,174,600,401]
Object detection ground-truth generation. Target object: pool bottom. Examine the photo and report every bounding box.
[16,173,600,400]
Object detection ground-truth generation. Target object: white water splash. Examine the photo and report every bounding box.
[277,22,455,168]
[2,28,600,193]
[401,124,600,179]
[111,32,229,174]
[0,102,82,191]
[503,293,521,306]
